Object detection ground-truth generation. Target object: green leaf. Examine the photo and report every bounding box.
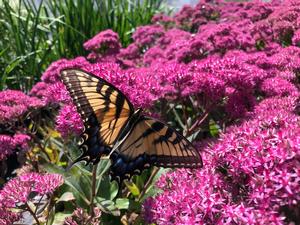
[57,192,75,203]
[95,197,120,216]
[209,119,220,137]
[46,205,56,225]
[187,129,201,142]
[115,198,130,209]
[139,168,170,202]
[97,175,119,200]
[43,163,90,206]
[124,180,140,197]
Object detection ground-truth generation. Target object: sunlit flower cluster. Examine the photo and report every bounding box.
[0,90,43,123]
[144,97,300,224]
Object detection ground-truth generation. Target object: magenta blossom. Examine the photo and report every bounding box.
[0,133,31,160]
[56,104,84,138]
[0,172,63,208]
[292,29,300,46]
[0,90,43,123]
[132,24,165,48]
[83,29,121,53]
[0,173,63,224]
[144,96,300,224]
[83,29,121,63]
[41,57,91,84]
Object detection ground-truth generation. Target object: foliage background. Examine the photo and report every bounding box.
[0,0,166,91]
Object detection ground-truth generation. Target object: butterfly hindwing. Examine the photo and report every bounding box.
[60,69,134,163]
[109,115,203,182]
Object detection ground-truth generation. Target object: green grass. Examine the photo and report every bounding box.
[0,0,166,92]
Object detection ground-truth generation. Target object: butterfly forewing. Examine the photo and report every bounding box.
[60,69,134,149]
[117,116,203,168]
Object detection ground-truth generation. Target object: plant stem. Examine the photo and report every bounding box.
[90,164,98,216]
[34,194,45,214]
[138,167,160,202]
[25,202,40,225]
[187,111,209,137]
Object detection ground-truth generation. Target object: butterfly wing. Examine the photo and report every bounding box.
[109,115,203,182]
[60,69,134,164]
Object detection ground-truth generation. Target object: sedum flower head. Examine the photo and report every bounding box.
[144,96,300,224]
[56,104,84,138]
[0,172,63,208]
[83,29,121,53]
[0,134,31,160]
[0,90,43,123]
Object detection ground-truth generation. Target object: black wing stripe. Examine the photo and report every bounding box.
[117,116,202,168]
[108,93,125,141]
[61,69,135,149]
[120,127,155,153]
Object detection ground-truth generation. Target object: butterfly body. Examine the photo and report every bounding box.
[61,69,203,184]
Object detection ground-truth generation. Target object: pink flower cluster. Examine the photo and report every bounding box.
[0,134,31,160]
[0,172,63,205]
[83,29,121,62]
[0,172,63,224]
[25,0,300,142]
[56,104,84,138]
[144,97,300,224]
[0,90,43,123]
[64,207,101,225]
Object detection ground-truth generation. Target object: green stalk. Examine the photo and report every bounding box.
[90,164,98,216]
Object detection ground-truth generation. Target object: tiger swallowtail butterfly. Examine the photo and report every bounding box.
[60,69,203,184]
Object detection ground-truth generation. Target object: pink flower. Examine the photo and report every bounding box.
[144,96,300,224]
[83,29,121,63]
[0,135,15,161]
[0,90,43,123]
[292,29,300,46]
[0,172,63,208]
[41,57,91,84]
[0,134,31,160]
[0,204,20,225]
[83,29,121,53]
[143,46,165,65]
[132,25,165,47]
[0,173,62,224]
[260,77,299,97]
[29,81,49,100]
[56,104,84,138]
[152,13,175,28]
[64,207,101,225]
[45,82,72,104]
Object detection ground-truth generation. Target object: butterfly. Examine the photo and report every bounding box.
[60,69,202,184]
